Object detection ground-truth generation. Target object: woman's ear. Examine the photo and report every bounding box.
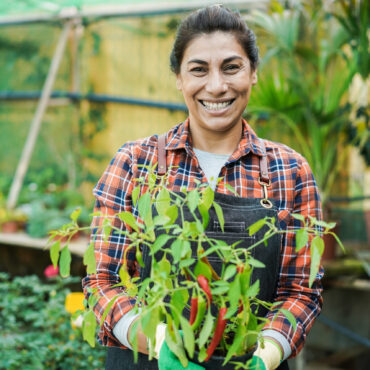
[176,75,182,90]
[251,69,258,85]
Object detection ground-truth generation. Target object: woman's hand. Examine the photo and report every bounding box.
[127,316,149,355]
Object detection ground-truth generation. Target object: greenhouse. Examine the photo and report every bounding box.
[0,0,369,369]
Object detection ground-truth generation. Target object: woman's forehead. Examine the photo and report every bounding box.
[182,31,247,63]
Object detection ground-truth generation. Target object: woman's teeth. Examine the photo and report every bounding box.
[201,100,234,110]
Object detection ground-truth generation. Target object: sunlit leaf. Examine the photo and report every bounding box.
[83,242,96,274]
[82,310,97,347]
[59,246,71,277]
[50,240,60,268]
[309,236,324,288]
[248,218,266,236]
[295,229,309,251]
[213,201,224,232]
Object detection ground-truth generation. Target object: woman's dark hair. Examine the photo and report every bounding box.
[170,5,259,74]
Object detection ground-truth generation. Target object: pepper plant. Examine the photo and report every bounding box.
[47,166,343,368]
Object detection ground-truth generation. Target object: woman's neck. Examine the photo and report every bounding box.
[189,120,243,155]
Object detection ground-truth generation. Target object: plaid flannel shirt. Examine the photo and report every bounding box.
[82,119,323,357]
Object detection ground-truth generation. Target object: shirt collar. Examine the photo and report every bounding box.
[165,118,267,158]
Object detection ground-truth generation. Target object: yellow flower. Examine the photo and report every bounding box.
[65,292,85,314]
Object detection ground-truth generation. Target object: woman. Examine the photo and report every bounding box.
[82,5,323,370]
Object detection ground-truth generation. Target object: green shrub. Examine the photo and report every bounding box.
[0,273,105,369]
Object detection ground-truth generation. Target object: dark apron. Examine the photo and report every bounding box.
[106,137,289,370]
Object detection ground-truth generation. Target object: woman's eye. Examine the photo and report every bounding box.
[224,64,240,72]
[190,67,206,73]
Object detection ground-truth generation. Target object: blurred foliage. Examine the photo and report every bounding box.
[0,273,105,369]
[247,0,369,205]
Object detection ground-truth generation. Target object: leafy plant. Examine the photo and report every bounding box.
[247,1,368,206]
[0,273,105,370]
[48,168,341,368]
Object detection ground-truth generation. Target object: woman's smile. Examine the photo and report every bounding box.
[199,98,235,112]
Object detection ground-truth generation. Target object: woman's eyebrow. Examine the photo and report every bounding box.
[187,59,207,65]
[223,56,243,63]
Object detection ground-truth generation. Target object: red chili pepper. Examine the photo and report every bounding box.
[236,264,244,274]
[238,299,243,314]
[205,306,228,361]
[189,297,198,325]
[197,275,212,304]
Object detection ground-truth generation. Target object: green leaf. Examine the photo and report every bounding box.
[223,323,245,364]
[152,234,172,253]
[100,295,120,327]
[187,190,200,213]
[225,183,238,196]
[247,280,260,298]
[201,186,214,210]
[83,242,97,274]
[159,257,171,276]
[223,265,237,281]
[138,192,151,220]
[171,289,188,317]
[194,260,212,281]
[295,229,309,251]
[165,323,188,367]
[117,211,140,232]
[331,232,345,253]
[165,204,178,225]
[180,316,195,358]
[59,246,71,277]
[70,207,81,222]
[198,203,209,229]
[309,236,324,288]
[82,310,97,347]
[50,241,60,269]
[280,308,297,331]
[142,306,160,342]
[247,258,266,268]
[226,275,241,319]
[198,310,215,348]
[213,201,224,232]
[156,188,171,216]
[171,239,183,264]
[248,218,266,236]
[131,185,140,206]
[291,213,306,223]
[211,285,229,295]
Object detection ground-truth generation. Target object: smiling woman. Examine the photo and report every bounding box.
[83,5,323,370]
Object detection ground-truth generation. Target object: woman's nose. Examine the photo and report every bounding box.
[205,70,227,95]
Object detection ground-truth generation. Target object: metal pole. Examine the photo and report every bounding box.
[0,1,269,27]
[6,21,73,210]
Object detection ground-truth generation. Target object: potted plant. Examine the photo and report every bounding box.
[0,193,27,233]
[48,169,340,368]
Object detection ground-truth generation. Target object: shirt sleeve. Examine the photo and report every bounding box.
[82,144,138,348]
[262,155,324,357]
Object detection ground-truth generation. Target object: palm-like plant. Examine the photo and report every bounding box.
[247,1,365,207]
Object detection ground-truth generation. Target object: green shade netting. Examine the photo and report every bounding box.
[0,0,190,18]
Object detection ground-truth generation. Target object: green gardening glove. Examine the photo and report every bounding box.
[248,355,267,370]
[158,337,205,370]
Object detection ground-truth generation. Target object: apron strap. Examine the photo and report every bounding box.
[258,140,273,209]
[258,139,270,185]
[157,133,167,176]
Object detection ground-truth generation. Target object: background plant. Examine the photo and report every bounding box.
[247,0,369,206]
[0,273,105,370]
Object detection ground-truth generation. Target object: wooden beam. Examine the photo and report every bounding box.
[6,21,73,210]
[0,1,269,26]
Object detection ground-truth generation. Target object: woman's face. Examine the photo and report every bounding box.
[176,31,257,136]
